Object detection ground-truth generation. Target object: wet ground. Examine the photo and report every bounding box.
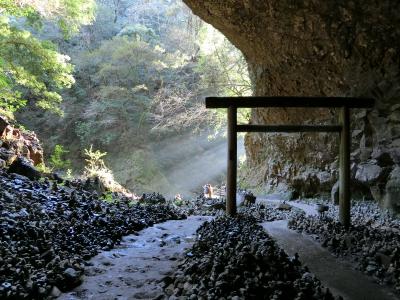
[59,216,213,300]
[59,199,399,300]
[263,220,398,300]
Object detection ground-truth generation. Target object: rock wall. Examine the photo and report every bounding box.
[183,0,400,209]
[0,116,44,168]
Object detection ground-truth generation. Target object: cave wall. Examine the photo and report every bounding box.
[183,0,400,210]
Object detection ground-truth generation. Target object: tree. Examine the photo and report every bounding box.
[0,0,95,115]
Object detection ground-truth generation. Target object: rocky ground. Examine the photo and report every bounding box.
[162,215,340,300]
[0,169,185,299]
[58,216,213,300]
[288,202,400,293]
[174,195,304,222]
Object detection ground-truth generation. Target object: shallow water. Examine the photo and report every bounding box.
[58,216,213,300]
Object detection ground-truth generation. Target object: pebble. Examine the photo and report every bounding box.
[0,169,185,299]
[288,201,400,293]
[175,195,304,222]
[162,215,339,299]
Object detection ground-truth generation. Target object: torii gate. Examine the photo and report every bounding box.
[206,96,375,228]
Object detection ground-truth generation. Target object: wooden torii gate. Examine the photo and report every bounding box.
[206,96,374,228]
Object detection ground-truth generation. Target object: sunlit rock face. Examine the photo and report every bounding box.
[184,0,400,209]
[0,116,43,167]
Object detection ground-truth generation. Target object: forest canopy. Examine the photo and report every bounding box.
[5,0,252,194]
[0,0,95,116]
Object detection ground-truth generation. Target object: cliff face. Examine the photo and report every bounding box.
[0,116,44,168]
[183,0,400,210]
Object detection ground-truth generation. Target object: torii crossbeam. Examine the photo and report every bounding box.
[205,96,375,228]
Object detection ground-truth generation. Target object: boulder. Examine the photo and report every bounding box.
[384,167,400,212]
[0,116,44,168]
[292,169,334,198]
[331,181,339,205]
[316,204,329,214]
[61,267,82,290]
[243,192,256,206]
[0,148,17,165]
[331,179,373,204]
[50,286,61,298]
[355,162,383,184]
[369,185,385,203]
[7,157,41,180]
[0,116,9,136]
[28,145,43,165]
[372,149,394,167]
[277,202,292,211]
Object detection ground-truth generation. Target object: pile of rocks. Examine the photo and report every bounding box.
[288,202,400,292]
[242,202,304,222]
[174,196,304,223]
[139,192,166,205]
[174,196,226,217]
[238,190,256,206]
[0,169,185,299]
[163,215,338,300]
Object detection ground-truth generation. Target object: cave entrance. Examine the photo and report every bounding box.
[206,96,374,228]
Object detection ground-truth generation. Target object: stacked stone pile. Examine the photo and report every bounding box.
[174,195,304,222]
[0,169,184,299]
[163,215,339,300]
[288,202,400,292]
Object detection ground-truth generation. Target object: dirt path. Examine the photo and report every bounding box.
[58,216,213,300]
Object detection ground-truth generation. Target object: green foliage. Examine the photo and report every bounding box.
[49,144,72,171]
[117,24,157,43]
[76,85,151,147]
[0,0,95,115]
[74,35,169,146]
[85,36,165,87]
[14,0,254,194]
[55,0,96,37]
[0,0,95,36]
[130,150,161,185]
[36,162,52,173]
[36,145,72,174]
[83,145,108,177]
[65,169,73,180]
[101,191,115,203]
[83,145,126,193]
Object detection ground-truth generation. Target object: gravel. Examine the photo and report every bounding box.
[288,201,400,293]
[162,215,339,300]
[0,169,185,299]
[174,195,304,222]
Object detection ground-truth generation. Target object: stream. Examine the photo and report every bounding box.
[59,216,213,300]
[59,201,398,300]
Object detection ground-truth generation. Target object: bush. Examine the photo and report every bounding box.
[49,144,72,171]
[83,145,126,193]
